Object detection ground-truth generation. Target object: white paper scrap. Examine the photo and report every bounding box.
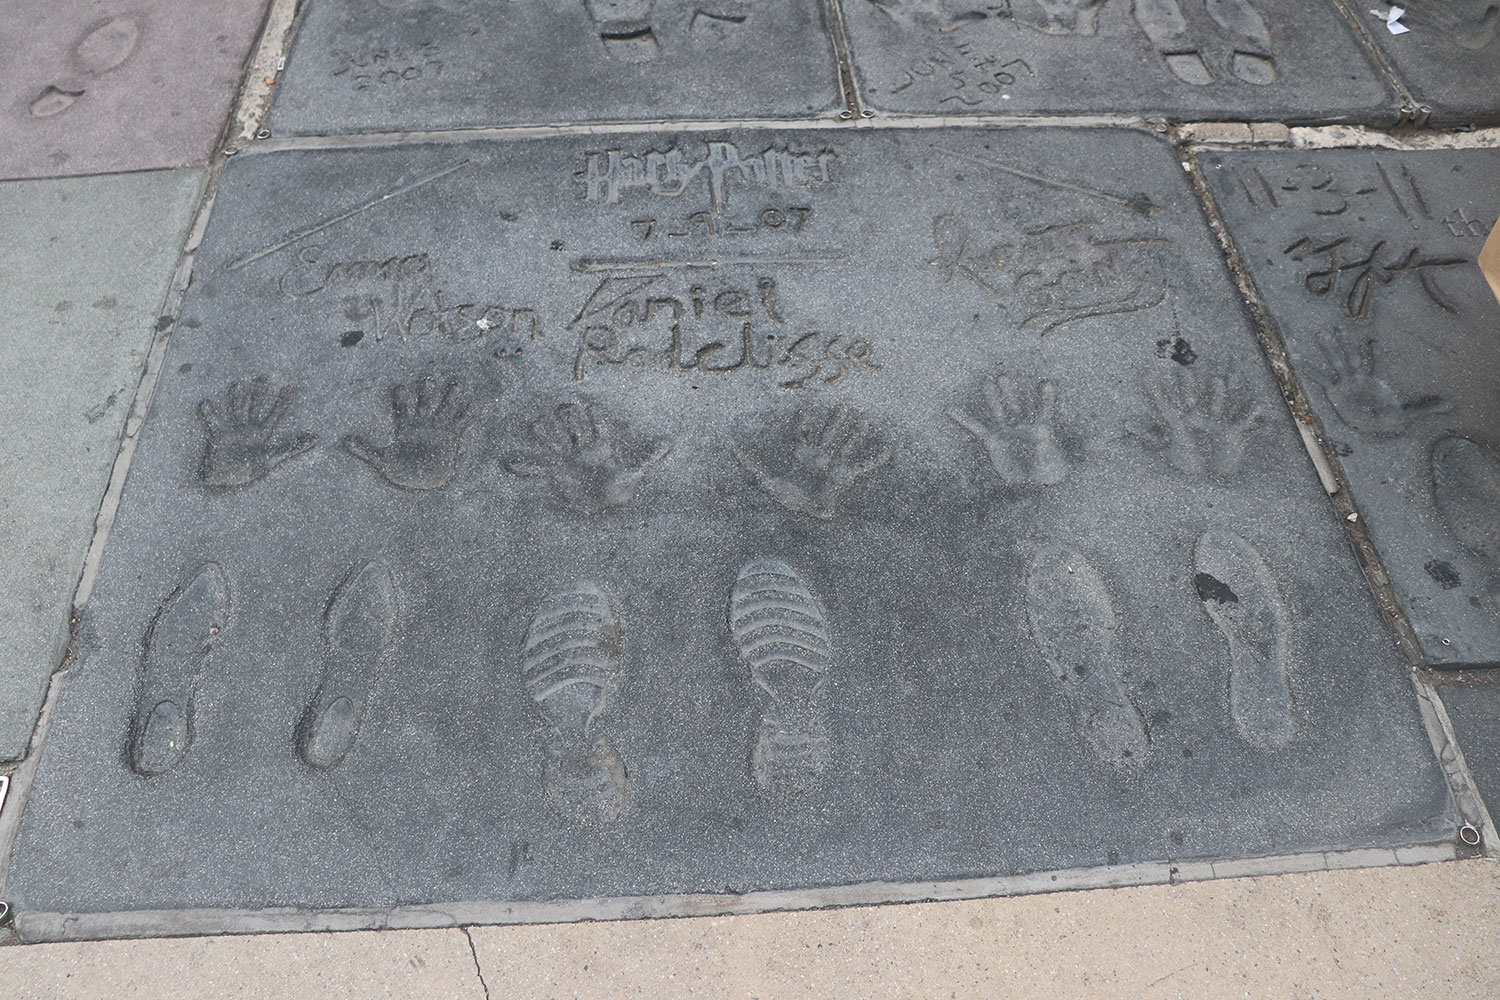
[1372,6,1411,34]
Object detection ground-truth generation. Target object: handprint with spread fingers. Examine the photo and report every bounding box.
[1136,369,1265,477]
[949,375,1069,486]
[734,404,892,519]
[503,399,672,514]
[1311,327,1448,438]
[197,378,317,488]
[345,376,475,491]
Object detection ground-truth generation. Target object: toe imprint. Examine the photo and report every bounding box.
[1194,530,1294,749]
[1026,545,1150,764]
[295,562,398,770]
[730,558,832,797]
[521,582,628,822]
[127,564,229,776]
[1432,436,1500,559]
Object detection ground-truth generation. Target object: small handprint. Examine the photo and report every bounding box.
[1311,327,1448,439]
[1135,369,1265,477]
[345,376,474,491]
[196,378,317,488]
[503,399,671,513]
[949,375,1069,486]
[734,404,892,519]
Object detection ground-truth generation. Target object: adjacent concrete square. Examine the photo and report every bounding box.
[267,0,842,136]
[840,0,1394,122]
[1201,148,1500,667]
[0,169,206,762]
[0,1,272,179]
[1356,4,1500,124]
[7,128,1450,932]
[1439,681,1500,812]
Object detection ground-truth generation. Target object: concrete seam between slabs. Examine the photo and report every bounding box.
[10,840,1458,943]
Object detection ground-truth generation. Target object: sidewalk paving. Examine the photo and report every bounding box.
[5,861,1498,998]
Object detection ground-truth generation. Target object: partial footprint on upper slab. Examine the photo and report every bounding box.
[521,582,628,822]
[295,562,398,770]
[1132,0,1275,85]
[1194,530,1294,749]
[730,557,832,798]
[1025,545,1150,764]
[126,564,229,776]
[74,16,141,75]
[1432,436,1500,559]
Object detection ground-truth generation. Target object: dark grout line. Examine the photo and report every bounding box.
[820,0,865,118]
[1325,0,1424,126]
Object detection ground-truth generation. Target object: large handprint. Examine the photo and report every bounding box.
[733,404,892,519]
[1136,369,1265,477]
[949,375,1069,486]
[503,399,672,514]
[345,376,475,490]
[1311,327,1448,439]
[197,378,317,488]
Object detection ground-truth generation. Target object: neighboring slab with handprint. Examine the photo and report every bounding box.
[1203,148,1500,667]
[1354,1,1500,124]
[0,1,272,179]
[841,0,1396,120]
[9,129,1451,936]
[269,0,842,135]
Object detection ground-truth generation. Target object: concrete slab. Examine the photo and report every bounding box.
[1,928,486,1000]
[469,860,1500,999]
[267,0,843,136]
[0,1,272,180]
[1355,3,1500,125]
[0,169,206,762]
[1200,148,1500,667]
[1438,680,1500,814]
[5,128,1451,932]
[840,0,1395,123]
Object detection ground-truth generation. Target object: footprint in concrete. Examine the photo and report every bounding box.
[730,558,832,798]
[126,564,229,776]
[294,563,398,770]
[585,0,661,61]
[30,16,141,118]
[1193,530,1294,749]
[1132,0,1276,86]
[346,376,474,491]
[198,378,318,489]
[521,582,628,823]
[1025,545,1150,764]
[1432,436,1500,560]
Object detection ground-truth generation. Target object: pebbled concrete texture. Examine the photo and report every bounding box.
[1355,2,1500,125]
[0,0,272,180]
[268,0,843,135]
[474,860,1500,999]
[6,127,1451,927]
[1200,148,1500,668]
[0,168,206,762]
[0,927,487,1000]
[840,0,1395,123]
